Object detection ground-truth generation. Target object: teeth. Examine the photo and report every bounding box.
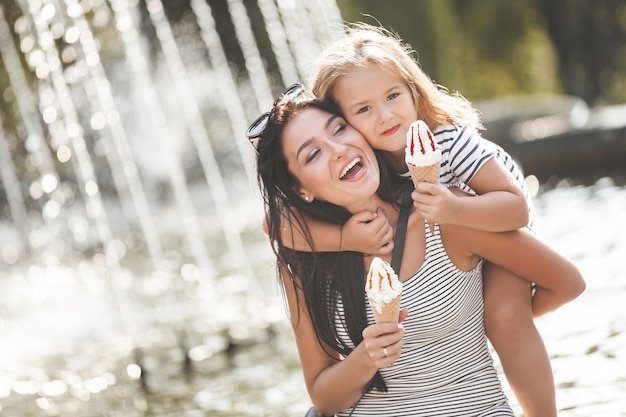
[340,157,361,179]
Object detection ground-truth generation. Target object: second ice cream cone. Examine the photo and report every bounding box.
[408,163,439,234]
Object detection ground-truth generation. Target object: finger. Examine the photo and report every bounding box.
[376,207,390,221]
[367,212,389,231]
[377,338,404,367]
[398,308,409,323]
[370,222,393,248]
[350,210,379,224]
[415,182,439,195]
[411,193,431,210]
[377,245,393,256]
[362,322,403,339]
[377,220,394,241]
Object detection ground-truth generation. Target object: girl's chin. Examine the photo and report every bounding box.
[376,142,404,154]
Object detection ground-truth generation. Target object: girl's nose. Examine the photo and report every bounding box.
[378,107,392,124]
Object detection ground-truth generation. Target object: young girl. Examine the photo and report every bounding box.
[299,25,556,416]
[250,96,584,416]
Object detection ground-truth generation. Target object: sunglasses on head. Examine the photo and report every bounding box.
[245,83,306,152]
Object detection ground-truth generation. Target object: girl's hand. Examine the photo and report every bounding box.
[411,183,460,226]
[361,308,408,368]
[342,208,393,256]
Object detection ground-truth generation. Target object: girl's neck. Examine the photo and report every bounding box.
[385,150,408,173]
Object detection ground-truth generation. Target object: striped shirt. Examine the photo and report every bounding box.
[334,221,514,416]
[401,124,534,228]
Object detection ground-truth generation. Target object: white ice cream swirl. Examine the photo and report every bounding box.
[366,257,402,313]
[405,120,441,167]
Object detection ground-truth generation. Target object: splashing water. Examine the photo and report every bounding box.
[0,0,343,415]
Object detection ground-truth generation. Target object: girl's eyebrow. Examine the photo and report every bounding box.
[295,115,339,160]
[345,84,403,110]
[386,83,403,93]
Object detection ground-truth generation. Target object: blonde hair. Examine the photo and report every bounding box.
[309,23,482,131]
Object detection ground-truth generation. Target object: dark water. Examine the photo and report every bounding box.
[1,177,625,416]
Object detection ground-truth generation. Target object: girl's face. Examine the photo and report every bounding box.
[333,62,417,158]
[282,106,380,213]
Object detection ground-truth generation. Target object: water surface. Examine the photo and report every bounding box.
[1,178,625,416]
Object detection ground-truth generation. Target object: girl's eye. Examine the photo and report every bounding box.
[356,106,370,115]
[387,92,400,101]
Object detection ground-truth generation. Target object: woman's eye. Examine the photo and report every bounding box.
[305,149,320,164]
[332,123,347,136]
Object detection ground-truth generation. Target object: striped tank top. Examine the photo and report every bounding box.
[401,124,534,229]
[334,221,514,416]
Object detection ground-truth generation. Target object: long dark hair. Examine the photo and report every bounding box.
[256,98,407,392]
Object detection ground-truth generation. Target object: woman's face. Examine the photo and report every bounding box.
[282,106,380,212]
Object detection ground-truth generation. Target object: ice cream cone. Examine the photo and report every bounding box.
[370,294,402,324]
[408,163,438,234]
[366,257,403,324]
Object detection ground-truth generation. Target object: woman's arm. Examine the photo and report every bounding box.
[414,158,529,232]
[281,266,405,415]
[450,226,585,315]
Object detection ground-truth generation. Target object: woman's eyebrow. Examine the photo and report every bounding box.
[296,137,314,160]
[296,115,339,160]
[325,115,339,129]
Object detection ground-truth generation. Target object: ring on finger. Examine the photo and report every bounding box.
[383,347,389,357]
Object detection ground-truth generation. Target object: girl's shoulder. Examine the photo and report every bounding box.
[432,123,477,138]
[432,123,486,150]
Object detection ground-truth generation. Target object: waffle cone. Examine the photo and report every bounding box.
[408,163,439,234]
[370,294,402,324]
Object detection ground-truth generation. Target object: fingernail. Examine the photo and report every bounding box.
[397,323,404,330]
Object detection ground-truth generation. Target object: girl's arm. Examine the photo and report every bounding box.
[267,207,394,255]
[281,266,405,416]
[448,225,585,316]
[413,158,529,232]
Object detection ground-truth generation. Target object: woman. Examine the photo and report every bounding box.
[249,87,585,416]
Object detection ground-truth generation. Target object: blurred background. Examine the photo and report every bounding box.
[0,0,624,416]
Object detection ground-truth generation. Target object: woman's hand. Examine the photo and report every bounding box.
[361,308,408,368]
[342,208,394,255]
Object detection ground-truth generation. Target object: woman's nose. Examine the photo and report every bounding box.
[328,140,348,159]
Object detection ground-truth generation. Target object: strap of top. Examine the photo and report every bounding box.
[391,187,413,273]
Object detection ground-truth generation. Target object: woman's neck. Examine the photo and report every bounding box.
[346,196,399,227]
[346,194,382,212]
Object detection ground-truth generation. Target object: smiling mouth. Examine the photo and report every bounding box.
[340,157,363,180]
[382,124,400,136]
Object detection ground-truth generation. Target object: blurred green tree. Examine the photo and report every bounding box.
[337,0,626,104]
[536,0,626,105]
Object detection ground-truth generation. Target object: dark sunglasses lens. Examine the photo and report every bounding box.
[245,112,270,141]
[249,137,260,150]
[284,83,303,98]
[246,84,304,150]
